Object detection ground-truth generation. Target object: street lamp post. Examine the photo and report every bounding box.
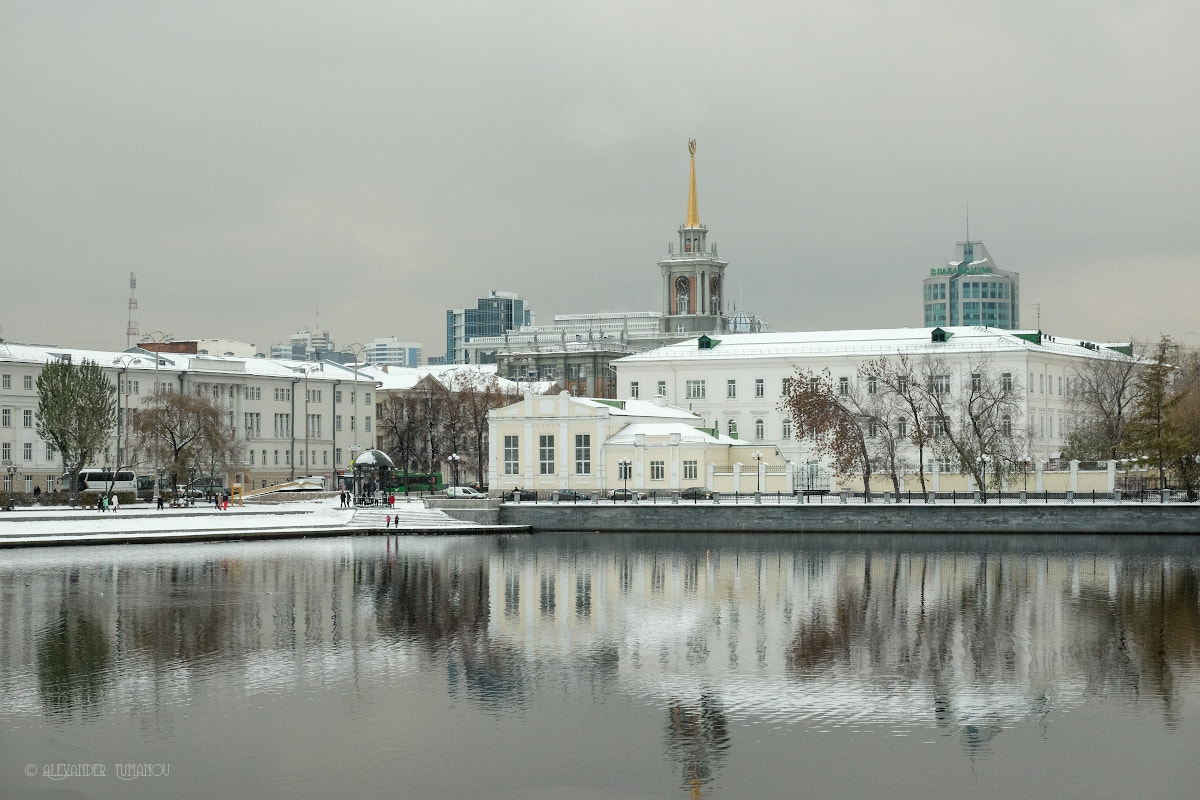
[752,450,764,493]
[619,458,631,497]
[112,355,141,474]
[141,331,172,501]
[346,343,368,497]
[448,453,460,493]
[295,364,318,480]
[4,463,17,510]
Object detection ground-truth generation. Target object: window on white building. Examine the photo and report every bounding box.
[683,460,698,480]
[575,434,591,475]
[630,381,639,399]
[686,380,706,400]
[539,435,555,475]
[650,461,664,481]
[504,435,519,475]
[755,418,764,440]
[727,379,737,399]
[782,418,792,439]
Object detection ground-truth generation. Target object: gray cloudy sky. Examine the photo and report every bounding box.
[3,1,1198,356]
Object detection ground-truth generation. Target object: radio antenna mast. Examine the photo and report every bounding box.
[126,272,140,349]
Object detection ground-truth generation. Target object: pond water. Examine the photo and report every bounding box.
[2,532,1198,799]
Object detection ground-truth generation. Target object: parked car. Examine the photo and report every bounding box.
[500,488,529,501]
[679,487,712,500]
[608,488,640,501]
[446,486,484,498]
[551,489,589,502]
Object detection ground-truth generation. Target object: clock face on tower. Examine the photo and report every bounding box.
[674,276,690,315]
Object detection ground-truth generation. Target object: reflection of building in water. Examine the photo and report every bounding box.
[484,543,1197,739]
[0,541,484,717]
[2,539,1196,750]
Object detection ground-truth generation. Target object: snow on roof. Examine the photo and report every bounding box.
[616,327,1135,363]
[605,421,721,444]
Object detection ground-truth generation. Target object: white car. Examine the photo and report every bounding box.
[445,486,484,498]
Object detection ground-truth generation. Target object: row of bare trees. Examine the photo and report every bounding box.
[375,371,520,486]
[782,354,1026,502]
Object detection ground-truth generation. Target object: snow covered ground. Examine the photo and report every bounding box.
[0,496,488,548]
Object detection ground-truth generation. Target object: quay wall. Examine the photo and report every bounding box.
[497,502,1200,534]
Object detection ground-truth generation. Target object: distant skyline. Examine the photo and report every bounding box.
[3,2,1198,356]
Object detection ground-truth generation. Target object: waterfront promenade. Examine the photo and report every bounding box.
[0,495,519,548]
[1,493,1197,548]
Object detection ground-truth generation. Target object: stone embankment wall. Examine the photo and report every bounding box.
[497,502,1200,534]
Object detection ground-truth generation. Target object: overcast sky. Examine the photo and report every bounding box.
[3,1,1198,357]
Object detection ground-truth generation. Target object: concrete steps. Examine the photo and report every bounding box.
[350,503,476,530]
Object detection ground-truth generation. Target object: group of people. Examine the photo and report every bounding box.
[338,491,398,508]
[96,495,120,512]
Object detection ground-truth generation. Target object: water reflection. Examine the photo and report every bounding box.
[1,533,1198,799]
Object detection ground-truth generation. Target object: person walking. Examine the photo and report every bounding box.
[157,493,164,511]
[101,495,108,512]
[111,494,119,512]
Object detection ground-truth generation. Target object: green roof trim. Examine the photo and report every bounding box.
[593,399,625,409]
[1015,331,1042,345]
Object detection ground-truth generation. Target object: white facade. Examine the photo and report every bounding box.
[0,342,380,494]
[486,392,790,496]
[614,326,1136,490]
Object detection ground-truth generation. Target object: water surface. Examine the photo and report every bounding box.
[2,532,1198,799]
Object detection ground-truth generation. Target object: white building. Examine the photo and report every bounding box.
[0,341,380,494]
[614,326,1136,491]
[486,392,790,496]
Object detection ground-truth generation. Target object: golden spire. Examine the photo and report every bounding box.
[686,139,699,228]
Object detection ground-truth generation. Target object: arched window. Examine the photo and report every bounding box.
[755,418,764,440]
[1001,415,1012,437]
[728,419,738,439]
[782,418,792,439]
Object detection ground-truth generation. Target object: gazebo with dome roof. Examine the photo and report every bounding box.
[352,448,394,502]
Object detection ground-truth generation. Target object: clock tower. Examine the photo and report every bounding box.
[659,140,729,335]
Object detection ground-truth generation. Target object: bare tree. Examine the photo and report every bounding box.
[447,370,519,486]
[912,354,1025,502]
[782,368,876,498]
[1064,343,1146,460]
[131,391,229,494]
[861,355,931,494]
[377,390,422,477]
